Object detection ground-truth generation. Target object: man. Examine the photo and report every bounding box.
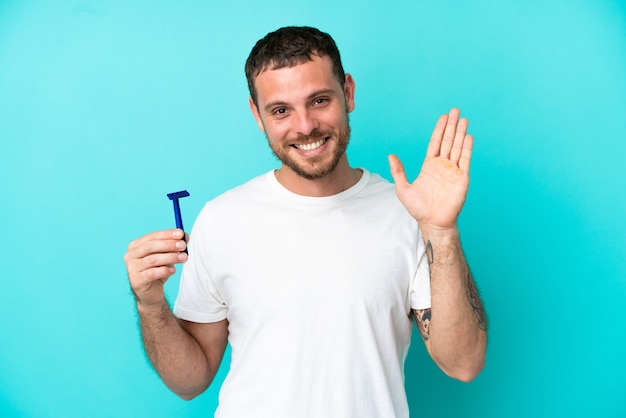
[124,26,487,417]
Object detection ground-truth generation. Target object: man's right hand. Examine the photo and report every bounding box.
[124,229,225,400]
[124,229,188,310]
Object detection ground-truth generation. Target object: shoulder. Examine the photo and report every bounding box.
[206,171,274,209]
[357,170,402,206]
[351,169,415,222]
[189,171,274,229]
[362,170,396,195]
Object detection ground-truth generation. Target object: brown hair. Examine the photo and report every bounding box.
[245,26,346,106]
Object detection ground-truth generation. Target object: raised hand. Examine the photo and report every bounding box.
[124,229,188,309]
[388,108,473,231]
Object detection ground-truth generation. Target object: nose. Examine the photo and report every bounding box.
[293,109,320,136]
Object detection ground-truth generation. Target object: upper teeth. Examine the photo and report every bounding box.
[294,138,326,151]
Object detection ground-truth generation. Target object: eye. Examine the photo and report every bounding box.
[272,108,288,117]
[313,97,329,107]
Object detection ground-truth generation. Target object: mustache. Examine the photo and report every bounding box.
[290,130,331,144]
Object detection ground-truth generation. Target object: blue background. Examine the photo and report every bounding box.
[1,1,625,417]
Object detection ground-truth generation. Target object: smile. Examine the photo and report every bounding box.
[293,138,327,151]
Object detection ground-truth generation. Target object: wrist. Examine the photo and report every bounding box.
[420,225,463,266]
[136,298,170,318]
[420,224,460,244]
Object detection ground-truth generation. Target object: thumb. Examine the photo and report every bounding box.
[388,154,410,190]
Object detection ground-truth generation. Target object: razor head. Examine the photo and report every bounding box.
[167,190,190,200]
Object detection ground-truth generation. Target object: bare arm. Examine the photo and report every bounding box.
[413,228,487,381]
[125,229,228,399]
[389,108,487,381]
[136,301,228,399]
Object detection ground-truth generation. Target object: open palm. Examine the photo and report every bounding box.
[389,108,473,230]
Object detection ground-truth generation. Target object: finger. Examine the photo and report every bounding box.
[136,251,188,274]
[125,240,188,279]
[135,265,177,285]
[440,108,460,159]
[128,254,187,292]
[388,154,410,192]
[128,230,186,256]
[128,237,187,262]
[426,114,448,158]
[128,229,185,251]
[459,134,474,173]
[450,117,468,163]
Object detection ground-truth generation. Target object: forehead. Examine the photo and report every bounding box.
[253,55,341,105]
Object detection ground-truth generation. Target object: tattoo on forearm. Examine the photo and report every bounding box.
[413,308,432,341]
[426,240,434,265]
[466,272,488,331]
[423,240,487,332]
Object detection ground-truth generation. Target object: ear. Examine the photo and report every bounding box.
[248,96,266,132]
[344,73,356,113]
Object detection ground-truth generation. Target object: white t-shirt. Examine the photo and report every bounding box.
[174,169,431,418]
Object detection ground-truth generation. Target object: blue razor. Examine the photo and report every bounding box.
[167,190,190,254]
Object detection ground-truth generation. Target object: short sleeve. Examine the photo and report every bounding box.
[410,228,431,310]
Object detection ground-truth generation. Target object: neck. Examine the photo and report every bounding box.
[275,158,362,197]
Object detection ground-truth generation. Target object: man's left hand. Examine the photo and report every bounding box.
[389,108,473,231]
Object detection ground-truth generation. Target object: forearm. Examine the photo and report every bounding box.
[137,300,213,399]
[421,226,487,381]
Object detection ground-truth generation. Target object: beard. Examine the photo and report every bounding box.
[268,121,351,181]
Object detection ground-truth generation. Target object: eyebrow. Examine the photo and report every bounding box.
[263,88,338,113]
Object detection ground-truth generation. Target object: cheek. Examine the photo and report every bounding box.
[264,125,283,140]
[263,124,289,148]
[323,107,349,127]
[265,118,300,142]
